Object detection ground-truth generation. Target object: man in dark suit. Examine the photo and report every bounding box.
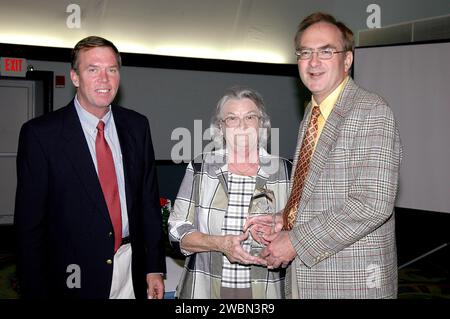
[14,36,166,299]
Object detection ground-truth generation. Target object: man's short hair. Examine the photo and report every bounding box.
[71,36,122,72]
[294,12,354,52]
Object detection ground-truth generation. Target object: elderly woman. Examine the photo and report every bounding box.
[168,86,291,299]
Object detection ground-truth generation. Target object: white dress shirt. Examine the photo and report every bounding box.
[74,96,129,238]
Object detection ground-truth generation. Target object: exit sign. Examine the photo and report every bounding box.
[0,57,27,77]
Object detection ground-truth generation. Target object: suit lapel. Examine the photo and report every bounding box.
[113,106,136,216]
[61,102,110,223]
[298,78,358,212]
[292,104,312,172]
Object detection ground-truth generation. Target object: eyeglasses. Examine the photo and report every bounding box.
[295,48,347,60]
[221,114,261,127]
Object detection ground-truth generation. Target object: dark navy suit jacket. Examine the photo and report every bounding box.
[14,101,166,298]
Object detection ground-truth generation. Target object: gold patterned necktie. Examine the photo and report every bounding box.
[283,105,321,230]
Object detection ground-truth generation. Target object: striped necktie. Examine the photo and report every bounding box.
[282,105,321,230]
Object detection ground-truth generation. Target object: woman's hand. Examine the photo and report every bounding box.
[181,231,267,266]
[243,213,283,245]
[221,231,267,266]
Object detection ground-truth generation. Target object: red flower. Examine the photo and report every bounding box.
[160,198,169,207]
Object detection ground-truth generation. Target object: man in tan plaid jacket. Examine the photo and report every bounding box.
[247,12,402,298]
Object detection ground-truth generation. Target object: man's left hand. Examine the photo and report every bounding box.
[260,231,296,269]
[146,273,164,299]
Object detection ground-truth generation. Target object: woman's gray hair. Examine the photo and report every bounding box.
[209,86,271,149]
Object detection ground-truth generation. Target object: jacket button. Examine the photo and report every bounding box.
[108,232,113,237]
[106,259,113,265]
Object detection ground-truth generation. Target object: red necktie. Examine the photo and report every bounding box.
[283,105,321,230]
[96,120,122,252]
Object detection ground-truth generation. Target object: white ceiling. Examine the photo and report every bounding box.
[0,0,448,64]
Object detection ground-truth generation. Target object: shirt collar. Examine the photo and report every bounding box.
[74,95,112,134]
[214,147,272,179]
[312,76,349,121]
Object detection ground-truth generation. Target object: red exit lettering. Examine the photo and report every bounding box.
[4,58,23,72]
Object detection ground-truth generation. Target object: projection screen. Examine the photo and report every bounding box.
[354,41,450,214]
